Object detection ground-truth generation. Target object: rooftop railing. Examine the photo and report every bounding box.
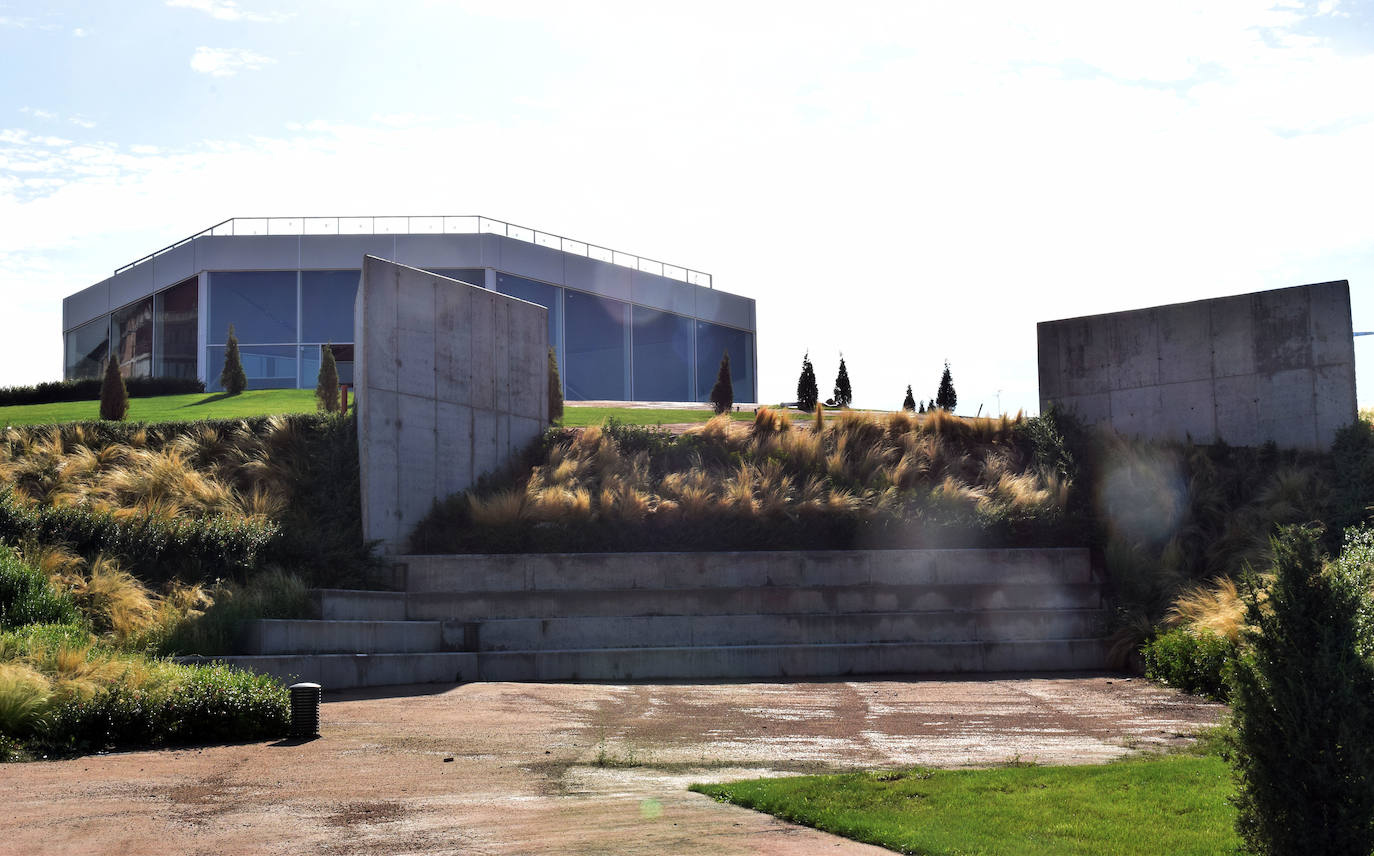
[113,215,713,288]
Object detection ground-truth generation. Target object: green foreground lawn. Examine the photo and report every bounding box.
[0,389,319,426]
[0,391,779,429]
[691,754,1238,856]
[558,406,763,427]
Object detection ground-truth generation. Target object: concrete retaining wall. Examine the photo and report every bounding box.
[355,256,548,552]
[1037,281,1356,450]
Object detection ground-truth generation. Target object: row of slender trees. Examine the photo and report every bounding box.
[795,353,957,414]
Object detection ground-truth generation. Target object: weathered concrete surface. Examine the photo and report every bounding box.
[0,677,1223,856]
[356,256,548,552]
[1038,280,1356,450]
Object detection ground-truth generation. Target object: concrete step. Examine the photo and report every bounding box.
[313,589,408,621]
[403,548,1093,594]
[210,652,477,690]
[404,583,1104,622]
[476,638,1109,681]
[236,619,445,655]
[476,609,1107,652]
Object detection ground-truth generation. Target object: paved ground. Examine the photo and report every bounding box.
[1,674,1223,855]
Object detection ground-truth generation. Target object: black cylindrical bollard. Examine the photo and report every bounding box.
[289,682,321,738]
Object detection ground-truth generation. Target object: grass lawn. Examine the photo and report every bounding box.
[559,406,798,427]
[691,754,1239,856]
[0,389,319,426]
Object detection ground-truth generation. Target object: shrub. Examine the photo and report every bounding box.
[796,352,818,412]
[936,361,957,412]
[220,325,247,394]
[833,355,852,408]
[156,570,315,656]
[1329,523,1374,659]
[0,377,204,408]
[1229,525,1374,856]
[315,344,340,413]
[548,347,564,424]
[709,351,733,415]
[0,550,79,629]
[98,359,129,421]
[1141,627,1236,701]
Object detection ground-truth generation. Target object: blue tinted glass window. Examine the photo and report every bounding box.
[64,316,109,380]
[565,291,628,400]
[302,270,358,343]
[432,268,488,288]
[154,278,198,380]
[632,307,692,401]
[206,344,297,391]
[695,323,755,403]
[495,273,560,352]
[111,297,153,379]
[209,271,297,344]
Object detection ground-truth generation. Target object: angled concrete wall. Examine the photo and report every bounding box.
[1038,281,1356,450]
[356,256,548,552]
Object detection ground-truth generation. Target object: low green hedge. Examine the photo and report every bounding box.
[0,377,204,408]
[0,551,79,630]
[38,663,289,753]
[0,491,279,585]
[1142,627,1237,701]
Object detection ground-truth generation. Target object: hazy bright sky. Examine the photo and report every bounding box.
[2,0,1372,413]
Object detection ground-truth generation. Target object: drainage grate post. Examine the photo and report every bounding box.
[289,682,322,738]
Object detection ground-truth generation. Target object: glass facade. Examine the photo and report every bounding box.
[564,290,630,400]
[154,278,198,380]
[632,306,693,401]
[64,316,110,380]
[66,261,754,403]
[111,297,153,379]
[695,321,755,403]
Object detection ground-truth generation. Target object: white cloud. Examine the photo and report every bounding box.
[19,107,56,120]
[165,0,291,23]
[189,46,275,77]
[71,27,87,37]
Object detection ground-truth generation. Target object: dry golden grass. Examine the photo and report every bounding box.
[1166,577,1249,642]
[454,408,1066,532]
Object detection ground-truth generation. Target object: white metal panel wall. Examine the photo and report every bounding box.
[63,280,111,331]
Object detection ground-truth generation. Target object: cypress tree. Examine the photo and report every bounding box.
[935,361,957,412]
[98,357,128,421]
[796,352,818,412]
[902,385,916,412]
[316,343,340,413]
[1229,525,1374,856]
[220,324,247,395]
[833,354,852,408]
[918,400,927,414]
[709,350,733,415]
[548,347,564,424]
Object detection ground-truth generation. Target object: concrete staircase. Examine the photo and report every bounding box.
[216,548,1108,689]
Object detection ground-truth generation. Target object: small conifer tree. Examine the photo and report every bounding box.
[833,354,852,408]
[796,352,818,412]
[902,384,916,412]
[709,350,733,415]
[918,400,927,414]
[935,361,957,412]
[99,357,128,421]
[1229,525,1374,856]
[548,347,564,424]
[316,343,340,413]
[220,324,247,395]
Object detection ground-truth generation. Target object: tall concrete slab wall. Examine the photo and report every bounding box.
[356,256,548,552]
[1038,281,1356,450]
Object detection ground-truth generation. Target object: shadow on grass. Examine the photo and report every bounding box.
[180,392,242,408]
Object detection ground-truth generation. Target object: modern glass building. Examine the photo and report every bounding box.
[61,216,757,402]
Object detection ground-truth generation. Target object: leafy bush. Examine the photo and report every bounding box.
[1229,525,1374,856]
[38,663,288,753]
[0,377,204,408]
[1141,627,1236,701]
[1329,523,1374,659]
[0,550,79,629]
[0,491,278,586]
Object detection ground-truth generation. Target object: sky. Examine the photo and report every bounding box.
[2,0,1373,414]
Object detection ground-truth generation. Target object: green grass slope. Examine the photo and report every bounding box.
[0,389,318,427]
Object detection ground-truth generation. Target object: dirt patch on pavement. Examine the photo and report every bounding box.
[0,674,1222,855]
